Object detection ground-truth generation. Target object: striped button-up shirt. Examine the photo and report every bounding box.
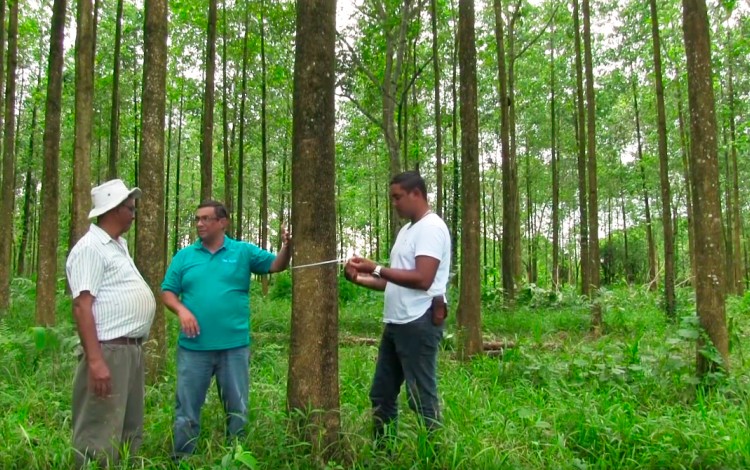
[66,224,156,341]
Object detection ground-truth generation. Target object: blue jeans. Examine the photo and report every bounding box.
[173,345,250,456]
[370,309,443,440]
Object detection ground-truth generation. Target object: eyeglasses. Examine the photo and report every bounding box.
[194,216,220,224]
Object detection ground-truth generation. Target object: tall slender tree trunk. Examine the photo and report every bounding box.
[287,0,339,453]
[676,81,695,279]
[582,0,601,330]
[450,23,460,289]
[620,193,630,283]
[493,0,515,301]
[0,0,20,310]
[550,17,560,290]
[260,0,269,295]
[36,0,66,326]
[632,76,658,289]
[649,0,675,315]
[457,0,483,359]
[682,0,729,376]
[18,93,38,277]
[572,0,589,296]
[108,0,124,179]
[431,0,443,218]
[137,0,168,383]
[173,92,184,255]
[200,0,218,202]
[70,0,95,251]
[725,30,743,295]
[235,6,249,240]
[221,0,233,233]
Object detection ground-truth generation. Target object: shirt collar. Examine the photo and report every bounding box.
[90,223,123,246]
[195,234,232,253]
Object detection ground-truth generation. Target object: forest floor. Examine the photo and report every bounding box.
[2,276,750,469]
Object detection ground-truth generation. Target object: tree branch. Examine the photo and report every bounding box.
[337,91,384,131]
[337,33,382,91]
[514,3,561,60]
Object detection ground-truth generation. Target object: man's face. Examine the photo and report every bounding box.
[195,207,226,240]
[390,183,419,219]
[116,197,137,232]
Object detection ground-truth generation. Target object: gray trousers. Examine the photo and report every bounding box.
[369,309,443,439]
[72,343,145,468]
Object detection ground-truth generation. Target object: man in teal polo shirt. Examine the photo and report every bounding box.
[162,200,290,457]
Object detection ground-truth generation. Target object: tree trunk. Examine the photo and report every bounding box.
[582,0,601,330]
[493,0,515,301]
[18,75,40,277]
[507,9,523,286]
[632,76,658,290]
[200,0,218,202]
[572,0,589,297]
[431,0,443,218]
[550,18,559,290]
[36,0,66,326]
[620,193,630,283]
[136,0,168,383]
[108,0,124,179]
[173,92,184,255]
[235,6,249,241]
[287,0,339,453]
[457,0,483,359]
[0,0,19,311]
[726,30,743,295]
[70,0,95,252]
[681,0,729,376]
[676,81,695,280]
[649,0,675,315]
[221,0,233,234]
[260,0,269,295]
[450,23,459,289]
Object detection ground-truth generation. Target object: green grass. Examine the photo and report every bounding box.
[2,278,750,469]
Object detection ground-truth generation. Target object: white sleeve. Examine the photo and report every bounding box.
[414,221,449,261]
[66,245,106,299]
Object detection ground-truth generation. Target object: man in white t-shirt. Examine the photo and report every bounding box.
[346,171,451,449]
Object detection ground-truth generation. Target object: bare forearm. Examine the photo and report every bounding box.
[270,244,291,273]
[162,291,186,315]
[355,274,387,291]
[380,267,431,291]
[73,296,103,363]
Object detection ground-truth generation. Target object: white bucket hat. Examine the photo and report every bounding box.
[88,179,142,219]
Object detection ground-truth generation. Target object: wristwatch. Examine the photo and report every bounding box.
[372,265,383,278]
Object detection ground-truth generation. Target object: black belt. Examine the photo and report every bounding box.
[100,337,143,345]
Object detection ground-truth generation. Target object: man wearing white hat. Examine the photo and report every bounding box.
[65,179,156,467]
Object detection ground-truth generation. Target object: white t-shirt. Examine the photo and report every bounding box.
[383,212,451,324]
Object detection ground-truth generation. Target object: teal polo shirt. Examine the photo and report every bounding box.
[161,235,276,350]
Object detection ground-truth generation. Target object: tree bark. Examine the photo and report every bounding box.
[649,0,675,315]
[632,75,657,290]
[681,0,729,376]
[221,0,233,234]
[493,0,515,301]
[550,16,559,290]
[260,0,269,295]
[235,6,249,240]
[288,0,340,453]
[572,0,589,297]
[457,0,483,359]
[0,0,20,311]
[108,0,124,179]
[725,30,743,295]
[136,0,168,383]
[200,0,218,202]
[173,92,184,255]
[431,0,443,218]
[70,0,95,252]
[582,0,601,331]
[35,0,66,326]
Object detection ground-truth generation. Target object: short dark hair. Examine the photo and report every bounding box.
[197,200,229,219]
[390,171,427,200]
